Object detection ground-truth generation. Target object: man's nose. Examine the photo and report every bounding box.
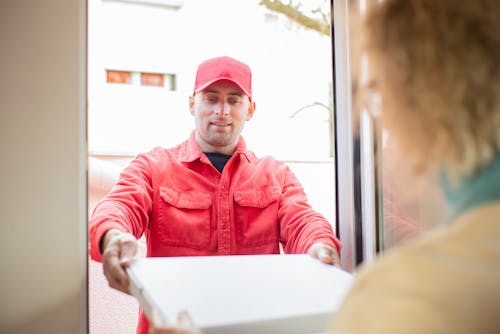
[215,101,230,116]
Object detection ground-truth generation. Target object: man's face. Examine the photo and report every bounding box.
[189,80,255,155]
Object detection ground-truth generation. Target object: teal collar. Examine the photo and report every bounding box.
[441,151,500,222]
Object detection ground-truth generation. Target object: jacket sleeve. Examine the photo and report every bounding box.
[89,153,154,261]
[278,165,342,254]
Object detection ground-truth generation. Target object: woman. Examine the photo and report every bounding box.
[330,0,500,333]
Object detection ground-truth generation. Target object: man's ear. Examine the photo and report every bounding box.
[246,101,256,121]
[189,95,195,115]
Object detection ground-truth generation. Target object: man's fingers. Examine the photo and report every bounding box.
[308,242,342,267]
[103,248,130,294]
[102,232,138,294]
[331,251,342,267]
[317,247,334,265]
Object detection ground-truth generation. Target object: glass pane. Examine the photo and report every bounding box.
[380,131,448,250]
[141,72,164,87]
[106,69,132,84]
[345,0,449,259]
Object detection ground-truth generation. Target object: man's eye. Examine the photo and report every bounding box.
[205,96,218,103]
[228,98,242,105]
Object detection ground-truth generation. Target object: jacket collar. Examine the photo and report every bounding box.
[181,131,252,164]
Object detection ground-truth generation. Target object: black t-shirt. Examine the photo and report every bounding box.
[204,152,232,173]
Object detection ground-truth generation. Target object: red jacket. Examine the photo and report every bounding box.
[89,132,341,333]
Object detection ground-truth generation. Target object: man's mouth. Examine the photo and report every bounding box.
[210,121,231,127]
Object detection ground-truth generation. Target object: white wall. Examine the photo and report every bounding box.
[88,0,334,161]
[0,1,87,333]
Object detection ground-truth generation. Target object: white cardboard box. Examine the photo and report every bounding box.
[127,254,353,334]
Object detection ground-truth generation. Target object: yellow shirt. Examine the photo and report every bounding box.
[330,202,500,334]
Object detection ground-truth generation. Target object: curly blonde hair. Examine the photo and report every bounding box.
[352,0,500,178]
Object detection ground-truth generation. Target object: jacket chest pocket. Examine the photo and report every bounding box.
[156,187,212,249]
[234,188,280,247]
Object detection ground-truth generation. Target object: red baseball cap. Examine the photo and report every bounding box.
[193,56,252,100]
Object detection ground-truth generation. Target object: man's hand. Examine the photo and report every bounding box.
[307,242,341,267]
[101,229,138,295]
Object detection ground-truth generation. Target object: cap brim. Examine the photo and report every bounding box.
[194,77,251,100]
